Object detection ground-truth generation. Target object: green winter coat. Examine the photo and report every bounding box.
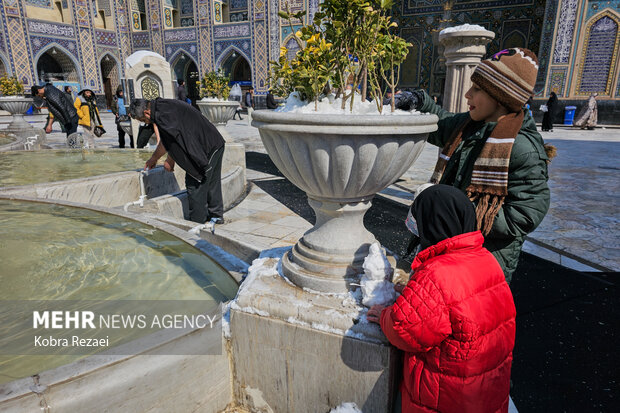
[419,92,550,282]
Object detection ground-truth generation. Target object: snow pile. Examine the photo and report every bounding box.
[276,91,418,116]
[200,97,224,102]
[221,301,232,338]
[360,243,397,307]
[440,24,487,34]
[230,83,242,97]
[330,402,362,413]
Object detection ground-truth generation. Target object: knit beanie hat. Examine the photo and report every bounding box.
[471,48,539,112]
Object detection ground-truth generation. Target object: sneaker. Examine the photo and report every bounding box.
[210,217,224,225]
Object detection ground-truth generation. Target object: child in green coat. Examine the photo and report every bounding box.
[404,48,553,282]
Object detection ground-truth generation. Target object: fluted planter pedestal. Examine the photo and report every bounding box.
[0,97,35,132]
[439,29,495,113]
[196,100,238,141]
[252,110,438,292]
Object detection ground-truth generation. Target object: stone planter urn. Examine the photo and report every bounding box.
[252,110,438,292]
[0,97,34,132]
[196,100,238,126]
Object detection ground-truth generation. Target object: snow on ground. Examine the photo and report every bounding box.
[440,24,487,34]
[276,92,419,115]
[330,402,362,413]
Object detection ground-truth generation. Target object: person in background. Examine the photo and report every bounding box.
[129,98,225,224]
[31,84,79,137]
[367,184,516,413]
[177,79,188,103]
[266,90,278,109]
[245,87,254,123]
[233,101,243,120]
[112,86,133,148]
[75,89,102,148]
[573,93,598,130]
[64,86,73,98]
[395,48,553,282]
[541,91,558,132]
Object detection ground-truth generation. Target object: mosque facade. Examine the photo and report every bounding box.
[0,1,618,120]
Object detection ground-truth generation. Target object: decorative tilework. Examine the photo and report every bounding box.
[166,43,199,63]
[230,12,249,22]
[28,20,75,37]
[30,36,77,58]
[95,29,116,46]
[549,67,568,96]
[253,3,267,92]
[403,0,534,15]
[78,27,99,88]
[181,18,194,26]
[132,0,146,13]
[164,7,173,28]
[214,23,250,39]
[553,0,578,64]
[132,32,150,48]
[98,0,111,16]
[164,28,197,42]
[231,0,248,10]
[25,0,52,8]
[181,0,194,15]
[214,40,251,67]
[535,0,558,94]
[268,0,280,62]
[7,17,33,85]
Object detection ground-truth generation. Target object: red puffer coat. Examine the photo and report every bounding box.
[380,231,516,413]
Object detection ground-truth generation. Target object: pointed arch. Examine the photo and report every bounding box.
[34,43,83,86]
[215,45,250,71]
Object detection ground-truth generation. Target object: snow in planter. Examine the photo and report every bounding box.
[360,242,397,307]
[277,91,420,116]
[440,24,487,34]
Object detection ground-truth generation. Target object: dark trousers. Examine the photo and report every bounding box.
[117,124,134,148]
[233,109,243,120]
[185,146,225,223]
[64,119,78,137]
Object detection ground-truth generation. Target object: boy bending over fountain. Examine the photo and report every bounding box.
[129,98,225,224]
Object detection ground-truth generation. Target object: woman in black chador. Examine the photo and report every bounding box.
[541,91,558,132]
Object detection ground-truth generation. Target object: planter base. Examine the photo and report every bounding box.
[282,198,376,293]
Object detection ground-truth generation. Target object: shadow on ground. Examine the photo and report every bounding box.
[246,151,620,412]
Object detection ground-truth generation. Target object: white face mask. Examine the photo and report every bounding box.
[405,209,418,236]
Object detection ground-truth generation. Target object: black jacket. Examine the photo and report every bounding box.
[151,98,225,182]
[44,83,78,125]
[266,92,277,109]
[177,85,187,101]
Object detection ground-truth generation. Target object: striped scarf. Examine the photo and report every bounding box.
[430,111,524,235]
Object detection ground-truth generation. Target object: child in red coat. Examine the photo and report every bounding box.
[368,185,516,413]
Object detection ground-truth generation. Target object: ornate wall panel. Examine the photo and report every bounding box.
[552,0,578,64]
[214,23,250,39]
[132,32,151,48]
[549,66,568,96]
[96,29,117,46]
[577,13,620,96]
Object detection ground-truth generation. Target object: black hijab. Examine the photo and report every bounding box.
[411,184,477,251]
